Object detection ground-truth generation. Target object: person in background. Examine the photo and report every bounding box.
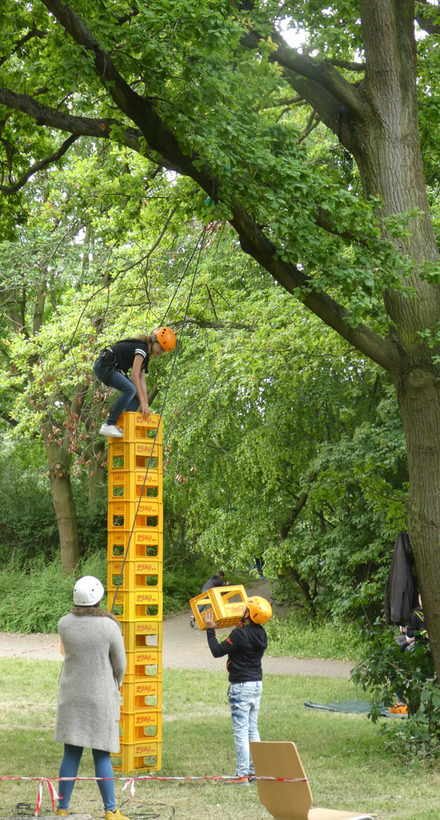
[248,557,265,579]
[54,576,128,820]
[202,570,228,594]
[204,596,272,786]
[190,570,229,627]
[93,326,176,438]
[402,594,428,650]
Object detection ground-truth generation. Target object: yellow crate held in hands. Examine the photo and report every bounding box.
[189,584,248,630]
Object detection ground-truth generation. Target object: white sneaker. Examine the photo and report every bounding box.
[99,423,123,438]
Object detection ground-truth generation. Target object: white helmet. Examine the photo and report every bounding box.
[73,575,104,606]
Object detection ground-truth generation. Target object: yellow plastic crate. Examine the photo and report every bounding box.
[121,675,162,712]
[112,589,163,622]
[107,531,163,561]
[115,411,163,444]
[108,469,163,502]
[112,741,161,773]
[120,710,162,743]
[121,678,162,712]
[108,499,163,532]
[124,647,163,678]
[121,620,162,651]
[108,440,162,472]
[108,557,163,594]
[189,584,248,630]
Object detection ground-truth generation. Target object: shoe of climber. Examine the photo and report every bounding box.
[56,811,70,816]
[224,775,252,786]
[99,423,123,438]
[105,810,130,820]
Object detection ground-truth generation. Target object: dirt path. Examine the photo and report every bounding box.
[0,581,353,678]
[0,625,351,677]
[0,581,352,678]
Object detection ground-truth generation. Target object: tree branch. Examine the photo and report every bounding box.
[40,0,210,182]
[0,28,45,68]
[280,492,308,540]
[0,134,77,193]
[230,202,403,374]
[0,87,145,151]
[174,317,255,332]
[416,1,440,35]
[241,29,367,147]
[1,1,403,377]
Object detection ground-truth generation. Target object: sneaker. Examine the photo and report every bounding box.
[224,776,251,786]
[190,614,196,628]
[56,811,70,816]
[105,810,130,820]
[99,423,123,438]
[248,775,257,783]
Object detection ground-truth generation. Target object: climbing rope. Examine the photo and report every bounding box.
[109,224,208,611]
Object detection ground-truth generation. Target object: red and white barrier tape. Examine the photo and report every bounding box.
[0,642,59,659]
[0,773,308,816]
[34,779,62,817]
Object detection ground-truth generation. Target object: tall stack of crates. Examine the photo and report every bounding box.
[106,411,163,773]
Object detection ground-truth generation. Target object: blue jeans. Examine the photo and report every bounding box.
[228,681,262,777]
[58,743,116,811]
[94,358,138,425]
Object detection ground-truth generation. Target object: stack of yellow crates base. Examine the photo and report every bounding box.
[107,411,163,773]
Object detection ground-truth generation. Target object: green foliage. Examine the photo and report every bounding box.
[0,547,228,632]
[265,613,363,662]
[0,437,58,562]
[161,249,407,620]
[352,620,440,760]
[0,553,107,632]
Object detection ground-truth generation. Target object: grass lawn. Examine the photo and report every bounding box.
[1,659,439,819]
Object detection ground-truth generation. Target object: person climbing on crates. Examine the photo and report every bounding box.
[204,596,272,786]
[54,575,128,820]
[189,570,229,627]
[94,327,176,438]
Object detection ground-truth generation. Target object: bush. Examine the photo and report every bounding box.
[0,552,107,633]
[265,612,364,662]
[0,550,235,630]
[351,619,440,759]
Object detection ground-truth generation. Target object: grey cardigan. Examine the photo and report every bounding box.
[54,612,126,753]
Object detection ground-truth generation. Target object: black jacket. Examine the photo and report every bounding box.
[206,621,267,683]
[202,574,226,592]
[384,531,418,626]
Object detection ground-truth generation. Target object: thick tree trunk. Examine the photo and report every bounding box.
[352,0,440,679]
[396,373,440,676]
[43,438,80,575]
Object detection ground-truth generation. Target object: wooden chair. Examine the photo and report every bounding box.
[250,741,375,820]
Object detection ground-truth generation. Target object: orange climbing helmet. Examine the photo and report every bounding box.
[154,326,176,352]
[247,596,272,625]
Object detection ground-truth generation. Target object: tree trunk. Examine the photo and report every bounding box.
[396,372,440,676]
[353,0,440,678]
[87,457,107,509]
[43,438,80,575]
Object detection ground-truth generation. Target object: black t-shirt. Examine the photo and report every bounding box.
[111,339,149,374]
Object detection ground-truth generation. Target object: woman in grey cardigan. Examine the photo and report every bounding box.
[54,575,128,820]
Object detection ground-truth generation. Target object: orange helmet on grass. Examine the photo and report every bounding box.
[154,326,176,352]
[247,596,272,625]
